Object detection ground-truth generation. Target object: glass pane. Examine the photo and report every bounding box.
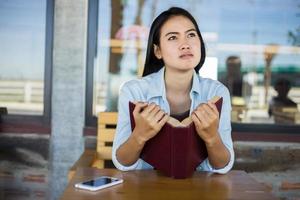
[0,0,47,115]
[94,0,300,125]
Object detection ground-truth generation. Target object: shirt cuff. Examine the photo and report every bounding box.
[201,146,235,174]
[112,148,141,171]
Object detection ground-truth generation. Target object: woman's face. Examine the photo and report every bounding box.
[154,15,201,72]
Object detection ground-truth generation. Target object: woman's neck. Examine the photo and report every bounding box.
[164,68,193,114]
[164,68,194,95]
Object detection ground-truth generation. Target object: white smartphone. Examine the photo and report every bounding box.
[74,176,123,191]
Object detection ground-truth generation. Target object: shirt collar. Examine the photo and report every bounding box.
[191,70,201,96]
[146,67,166,101]
[146,67,201,100]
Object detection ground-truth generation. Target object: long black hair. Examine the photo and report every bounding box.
[142,7,206,77]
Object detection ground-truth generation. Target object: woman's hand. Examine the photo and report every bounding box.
[132,102,169,144]
[191,101,220,146]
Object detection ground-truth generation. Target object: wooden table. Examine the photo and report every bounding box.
[61,168,277,200]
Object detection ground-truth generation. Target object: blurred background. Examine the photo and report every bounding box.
[0,0,299,199]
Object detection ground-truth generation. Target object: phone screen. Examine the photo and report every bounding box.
[82,177,116,187]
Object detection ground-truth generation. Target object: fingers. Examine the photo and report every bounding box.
[192,110,206,128]
[158,114,169,127]
[133,102,148,115]
[133,102,159,116]
[207,101,219,116]
[194,105,210,124]
[191,112,202,128]
[135,102,167,123]
[153,110,166,122]
[195,103,217,120]
[145,104,168,126]
[147,104,162,119]
[202,104,215,120]
[193,103,218,129]
[141,103,157,117]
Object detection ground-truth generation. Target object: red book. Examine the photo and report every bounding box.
[129,96,223,179]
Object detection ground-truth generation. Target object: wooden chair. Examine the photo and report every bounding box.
[68,112,118,180]
[93,112,118,168]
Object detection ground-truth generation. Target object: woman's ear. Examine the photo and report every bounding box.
[154,44,162,59]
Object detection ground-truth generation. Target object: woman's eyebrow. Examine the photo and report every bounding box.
[185,28,196,33]
[164,28,196,37]
[164,32,179,37]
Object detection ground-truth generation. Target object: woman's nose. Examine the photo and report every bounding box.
[179,39,190,50]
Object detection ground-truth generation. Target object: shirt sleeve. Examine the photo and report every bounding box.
[111,82,144,171]
[199,85,235,174]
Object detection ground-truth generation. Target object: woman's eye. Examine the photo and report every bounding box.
[168,36,177,40]
[188,32,197,38]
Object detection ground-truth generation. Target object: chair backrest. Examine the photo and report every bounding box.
[94,112,118,168]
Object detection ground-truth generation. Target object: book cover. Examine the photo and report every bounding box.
[129,96,223,179]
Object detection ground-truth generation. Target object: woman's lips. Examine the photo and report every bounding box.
[179,53,194,59]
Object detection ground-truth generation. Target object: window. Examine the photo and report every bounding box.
[86,0,300,133]
[0,0,53,133]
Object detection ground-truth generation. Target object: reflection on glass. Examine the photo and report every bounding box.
[94,0,300,124]
[0,0,46,115]
[269,78,299,124]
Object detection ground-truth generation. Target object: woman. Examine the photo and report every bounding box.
[112,7,234,174]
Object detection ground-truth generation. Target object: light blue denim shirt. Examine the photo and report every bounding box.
[112,67,234,174]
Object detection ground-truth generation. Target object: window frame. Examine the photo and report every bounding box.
[84,0,300,139]
[0,0,54,134]
[85,0,99,127]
